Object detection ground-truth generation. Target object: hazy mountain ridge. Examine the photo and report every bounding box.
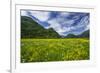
[21,16,89,38]
[66,30,89,38]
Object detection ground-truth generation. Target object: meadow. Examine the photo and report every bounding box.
[21,38,89,63]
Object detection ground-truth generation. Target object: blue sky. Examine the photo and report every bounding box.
[21,10,89,36]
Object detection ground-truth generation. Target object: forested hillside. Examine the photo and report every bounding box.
[21,16,89,38]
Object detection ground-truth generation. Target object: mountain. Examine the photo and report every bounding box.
[21,16,89,38]
[65,34,77,38]
[21,16,60,38]
[66,30,89,38]
[78,30,89,38]
[21,10,89,36]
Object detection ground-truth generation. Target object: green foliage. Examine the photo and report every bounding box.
[21,16,90,63]
[78,30,89,38]
[66,30,89,38]
[21,16,89,39]
[66,34,77,38]
[21,38,89,63]
[21,16,60,38]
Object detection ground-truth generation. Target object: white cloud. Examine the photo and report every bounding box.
[77,16,89,27]
[72,15,80,20]
[47,18,73,36]
[58,12,70,17]
[62,20,75,26]
[47,19,65,36]
[22,10,89,36]
[47,19,61,30]
[67,16,89,35]
[28,11,50,22]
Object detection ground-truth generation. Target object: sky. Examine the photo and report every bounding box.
[21,10,90,36]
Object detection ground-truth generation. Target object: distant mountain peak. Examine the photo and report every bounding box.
[21,10,89,37]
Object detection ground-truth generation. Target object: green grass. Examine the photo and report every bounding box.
[21,38,89,63]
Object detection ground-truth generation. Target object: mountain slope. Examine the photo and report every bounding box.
[78,30,89,38]
[21,16,60,38]
[66,30,89,38]
[21,16,89,38]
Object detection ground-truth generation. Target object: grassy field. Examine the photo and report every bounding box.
[21,38,89,63]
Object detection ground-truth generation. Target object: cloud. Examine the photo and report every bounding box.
[27,11,50,22]
[21,10,89,37]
